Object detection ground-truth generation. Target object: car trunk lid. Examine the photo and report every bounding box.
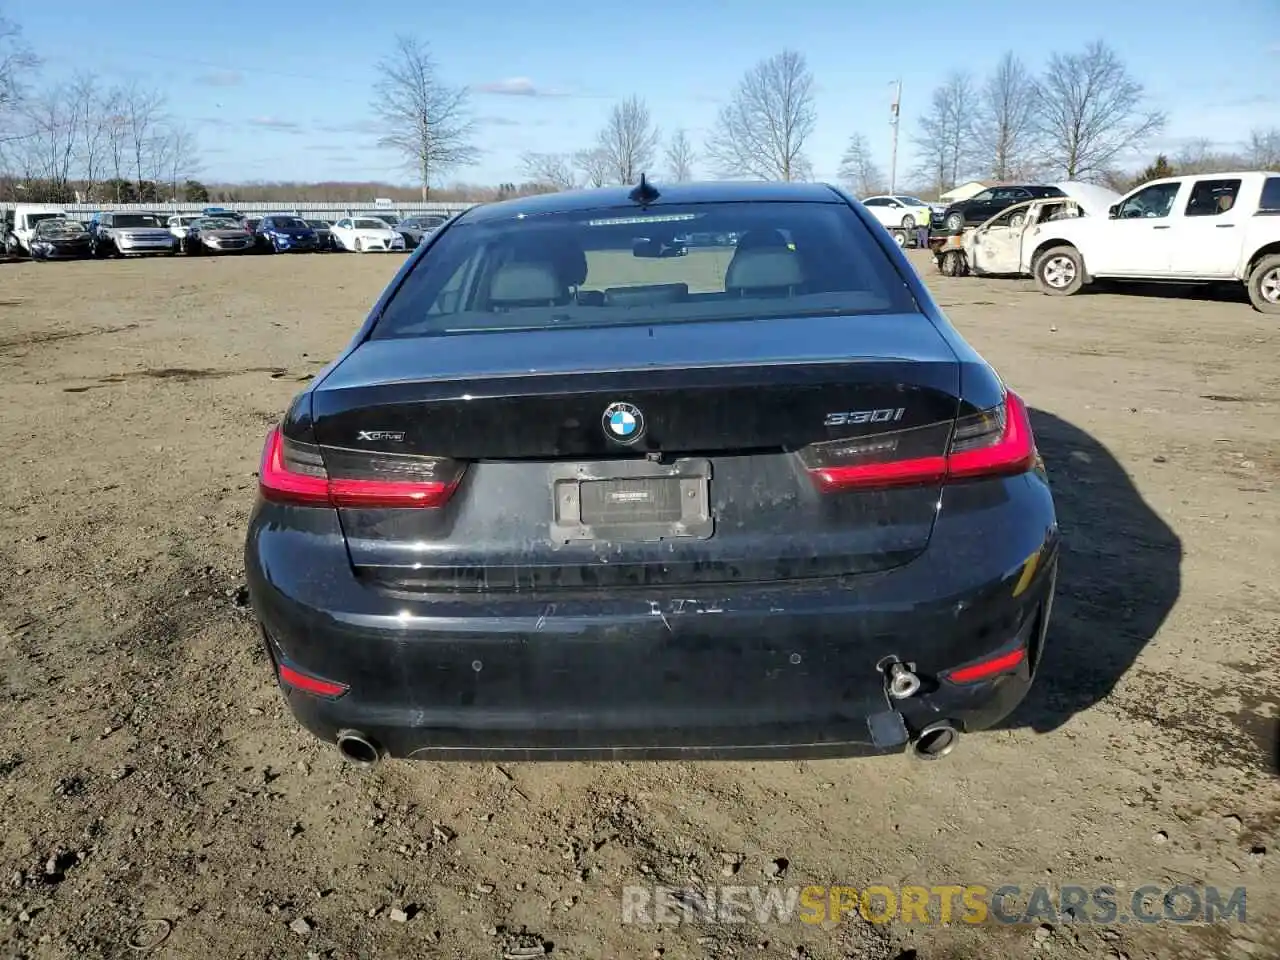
[305,313,965,589]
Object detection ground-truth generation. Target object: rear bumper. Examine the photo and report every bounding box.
[245,473,1059,761]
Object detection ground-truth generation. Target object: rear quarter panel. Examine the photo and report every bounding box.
[1240,177,1280,277]
[1022,217,1093,274]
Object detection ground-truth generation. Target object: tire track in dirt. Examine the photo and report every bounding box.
[0,322,141,353]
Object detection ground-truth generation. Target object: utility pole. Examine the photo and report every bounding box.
[889,79,902,195]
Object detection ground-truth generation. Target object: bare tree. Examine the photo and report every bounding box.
[1172,137,1244,176]
[596,95,660,184]
[103,92,130,201]
[18,84,79,195]
[973,53,1038,181]
[911,98,950,196]
[520,151,577,190]
[1034,40,1165,182]
[0,11,37,121]
[911,73,976,195]
[163,123,199,200]
[837,132,886,197]
[1244,128,1280,171]
[371,34,479,200]
[145,130,172,198]
[67,73,112,200]
[119,82,166,197]
[704,50,816,181]
[574,147,611,188]
[665,128,695,181]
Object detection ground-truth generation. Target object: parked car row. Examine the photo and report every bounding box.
[859,188,1072,247]
[2,204,450,261]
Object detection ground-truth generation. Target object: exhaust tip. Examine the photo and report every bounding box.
[336,730,381,765]
[912,722,959,761]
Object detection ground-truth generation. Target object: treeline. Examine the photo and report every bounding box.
[196,180,554,204]
[507,43,1276,200]
[879,47,1280,198]
[0,13,198,205]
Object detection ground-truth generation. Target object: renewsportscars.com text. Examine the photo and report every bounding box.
[620,883,1248,926]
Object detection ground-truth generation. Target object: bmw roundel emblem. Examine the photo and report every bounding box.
[602,401,645,444]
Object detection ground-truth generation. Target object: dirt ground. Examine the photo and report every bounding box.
[1,249,1277,960]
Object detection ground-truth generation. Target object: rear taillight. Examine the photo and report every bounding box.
[258,425,464,508]
[943,645,1027,684]
[800,390,1035,492]
[278,662,349,698]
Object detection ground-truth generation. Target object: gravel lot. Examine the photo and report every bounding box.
[1,250,1277,960]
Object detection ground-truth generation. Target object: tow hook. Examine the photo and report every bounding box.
[884,660,922,700]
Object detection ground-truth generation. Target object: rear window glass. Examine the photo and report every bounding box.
[113,214,166,228]
[1258,177,1280,214]
[371,201,918,338]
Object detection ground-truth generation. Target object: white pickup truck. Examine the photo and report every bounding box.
[1028,171,1280,314]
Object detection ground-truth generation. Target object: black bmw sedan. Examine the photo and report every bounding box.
[244,179,1059,765]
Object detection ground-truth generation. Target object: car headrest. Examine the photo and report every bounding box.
[725,248,804,294]
[490,263,564,306]
[507,233,588,287]
[733,228,791,251]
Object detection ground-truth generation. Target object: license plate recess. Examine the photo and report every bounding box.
[549,458,713,542]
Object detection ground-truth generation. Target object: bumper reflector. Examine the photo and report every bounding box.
[944,646,1027,684]
[278,663,349,699]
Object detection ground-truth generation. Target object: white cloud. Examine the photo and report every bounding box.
[472,77,571,97]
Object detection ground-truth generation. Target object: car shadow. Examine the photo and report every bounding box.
[996,408,1183,734]
[1088,279,1250,305]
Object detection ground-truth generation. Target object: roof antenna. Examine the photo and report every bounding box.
[629,172,660,206]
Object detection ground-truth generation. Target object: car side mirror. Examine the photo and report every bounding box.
[1108,205,1118,219]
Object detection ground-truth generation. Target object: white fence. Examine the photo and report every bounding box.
[0,200,477,221]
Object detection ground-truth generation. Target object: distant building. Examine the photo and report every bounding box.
[939,180,994,203]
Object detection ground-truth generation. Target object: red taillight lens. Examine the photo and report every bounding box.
[946,390,1036,480]
[943,645,1027,684]
[801,390,1035,492]
[278,663,349,698]
[258,426,463,508]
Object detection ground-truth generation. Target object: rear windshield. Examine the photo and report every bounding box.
[371,201,917,338]
[114,214,166,228]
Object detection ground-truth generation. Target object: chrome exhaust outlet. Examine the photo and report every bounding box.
[886,662,922,700]
[335,730,382,765]
[911,722,960,761]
